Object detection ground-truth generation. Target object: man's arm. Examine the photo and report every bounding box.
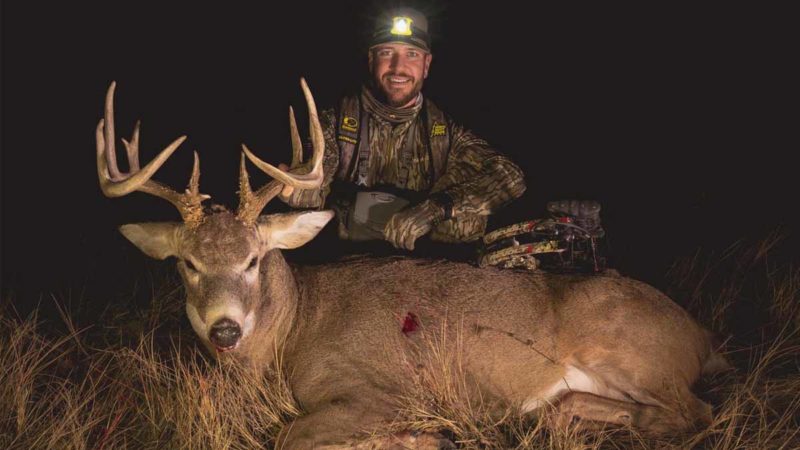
[430,122,526,217]
[384,121,526,249]
[280,108,340,208]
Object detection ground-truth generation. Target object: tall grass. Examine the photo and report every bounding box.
[2,235,798,449]
[0,293,300,449]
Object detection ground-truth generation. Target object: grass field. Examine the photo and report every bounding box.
[2,234,798,449]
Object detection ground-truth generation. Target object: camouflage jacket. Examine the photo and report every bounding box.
[285,88,526,242]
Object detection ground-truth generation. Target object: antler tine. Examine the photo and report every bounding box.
[237,153,282,224]
[238,152,253,205]
[301,77,325,179]
[96,82,209,227]
[120,120,141,173]
[187,151,205,198]
[103,82,121,179]
[289,105,303,167]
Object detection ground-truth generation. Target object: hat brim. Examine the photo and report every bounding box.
[369,30,430,52]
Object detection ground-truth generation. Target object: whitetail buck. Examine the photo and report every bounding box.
[96,80,727,448]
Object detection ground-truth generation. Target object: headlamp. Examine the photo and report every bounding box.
[391,17,413,36]
[369,8,430,52]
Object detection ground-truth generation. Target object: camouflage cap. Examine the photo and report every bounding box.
[369,7,431,52]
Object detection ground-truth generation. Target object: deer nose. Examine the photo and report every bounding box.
[209,318,242,350]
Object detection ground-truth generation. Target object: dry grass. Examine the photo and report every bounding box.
[0,293,300,449]
[2,235,799,449]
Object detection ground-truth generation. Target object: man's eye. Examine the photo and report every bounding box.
[378,50,392,57]
[408,51,419,58]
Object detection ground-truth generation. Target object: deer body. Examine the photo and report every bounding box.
[268,254,716,445]
[96,80,724,448]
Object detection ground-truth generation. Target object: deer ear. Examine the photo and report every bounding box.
[119,222,183,260]
[257,211,334,251]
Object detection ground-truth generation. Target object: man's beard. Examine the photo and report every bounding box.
[373,73,423,107]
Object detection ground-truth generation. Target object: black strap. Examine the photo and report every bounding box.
[335,96,363,181]
[355,107,371,185]
[419,100,436,187]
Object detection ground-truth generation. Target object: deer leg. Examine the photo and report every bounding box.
[277,400,454,450]
[281,425,452,450]
[552,391,709,435]
[344,431,454,450]
[566,357,714,434]
[276,402,375,449]
[552,391,638,431]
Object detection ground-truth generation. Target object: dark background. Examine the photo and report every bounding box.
[1,1,795,313]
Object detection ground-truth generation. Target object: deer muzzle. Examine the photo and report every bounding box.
[209,318,242,351]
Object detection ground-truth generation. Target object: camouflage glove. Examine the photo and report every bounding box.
[383,200,445,250]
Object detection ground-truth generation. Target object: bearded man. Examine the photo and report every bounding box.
[280,7,526,251]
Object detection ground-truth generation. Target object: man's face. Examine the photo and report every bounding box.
[369,43,432,108]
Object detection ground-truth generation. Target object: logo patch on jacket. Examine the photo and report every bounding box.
[341,116,358,133]
[431,122,447,137]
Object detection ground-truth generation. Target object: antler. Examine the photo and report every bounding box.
[237,78,325,224]
[96,82,210,227]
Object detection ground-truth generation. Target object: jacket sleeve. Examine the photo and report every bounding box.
[282,108,340,208]
[431,121,526,217]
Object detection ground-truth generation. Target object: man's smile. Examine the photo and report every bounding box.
[387,76,412,86]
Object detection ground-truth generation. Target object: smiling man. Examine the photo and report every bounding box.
[281,7,526,250]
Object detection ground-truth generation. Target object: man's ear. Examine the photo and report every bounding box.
[257,211,335,251]
[368,50,375,74]
[119,222,182,260]
[423,52,433,78]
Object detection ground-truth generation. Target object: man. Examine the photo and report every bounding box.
[280,7,526,251]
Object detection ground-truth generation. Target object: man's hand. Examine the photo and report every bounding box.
[383,200,445,250]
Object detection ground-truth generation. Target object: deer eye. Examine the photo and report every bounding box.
[246,256,258,271]
[184,259,198,273]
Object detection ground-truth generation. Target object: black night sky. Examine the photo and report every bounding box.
[1,2,795,311]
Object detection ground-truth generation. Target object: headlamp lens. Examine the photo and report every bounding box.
[391,17,413,36]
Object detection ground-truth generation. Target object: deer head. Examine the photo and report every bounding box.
[96,79,333,355]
